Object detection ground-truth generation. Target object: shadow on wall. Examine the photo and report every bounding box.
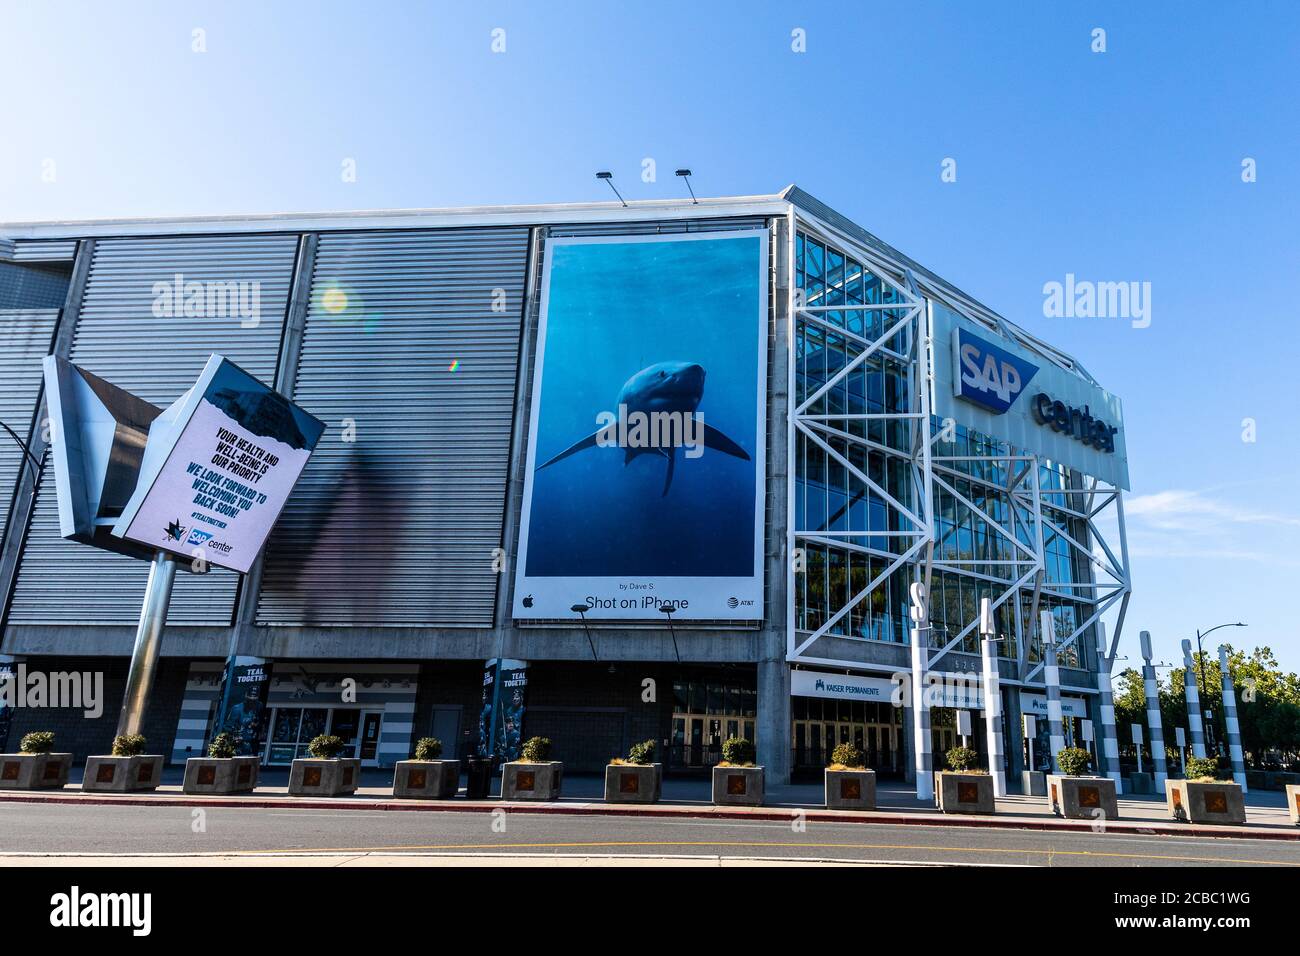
[279,445,401,625]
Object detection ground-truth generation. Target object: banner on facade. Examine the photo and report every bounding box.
[477,658,528,762]
[1019,691,1089,720]
[512,232,768,620]
[111,355,326,573]
[213,656,271,756]
[0,660,15,753]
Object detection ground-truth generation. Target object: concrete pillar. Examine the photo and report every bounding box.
[1218,645,1248,790]
[209,233,315,743]
[1095,631,1123,792]
[1140,630,1168,789]
[1181,639,1207,759]
[1005,683,1025,780]
[1040,610,1065,773]
[756,216,792,785]
[756,660,790,784]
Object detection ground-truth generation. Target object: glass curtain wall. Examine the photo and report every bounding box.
[793,230,1098,669]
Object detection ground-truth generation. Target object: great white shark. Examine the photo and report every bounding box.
[536,361,750,496]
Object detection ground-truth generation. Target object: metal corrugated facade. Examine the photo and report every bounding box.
[12,239,78,262]
[7,235,298,624]
[254,228,530,627]
[0,309,58,552]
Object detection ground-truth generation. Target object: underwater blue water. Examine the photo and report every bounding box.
[524,234,762,577]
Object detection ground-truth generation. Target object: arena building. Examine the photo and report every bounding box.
[0,186,1131,786]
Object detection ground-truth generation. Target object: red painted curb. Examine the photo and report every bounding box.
[1,790,1296,842]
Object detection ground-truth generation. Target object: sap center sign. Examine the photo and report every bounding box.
[931,302,1129,489]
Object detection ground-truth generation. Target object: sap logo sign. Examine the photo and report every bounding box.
[953,328,1039,414]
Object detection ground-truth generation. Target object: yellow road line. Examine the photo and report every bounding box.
[244,840,1300,866]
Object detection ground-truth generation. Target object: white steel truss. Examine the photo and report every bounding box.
[786,207,1131,678]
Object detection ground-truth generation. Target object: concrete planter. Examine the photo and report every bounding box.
[0,752,72,790]
[604,763,661,803]
[935,771,995,814]
[1021,770,1046,796]
[1047,775,1118,820]
[1286,784,1300,826]
[392,759,460,799]
[288,758,361,796]
[500,761,563,800]
[711,765,764,806]
[82,755,164,792]
[182,756,260,794]
[824,768,876,810]
[1165,778,1247,825]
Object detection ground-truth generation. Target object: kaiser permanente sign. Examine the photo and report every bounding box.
[791,671,1089,718]
[930,303,1129,489]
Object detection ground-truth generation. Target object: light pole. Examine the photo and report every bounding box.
[1195,622,1246,755]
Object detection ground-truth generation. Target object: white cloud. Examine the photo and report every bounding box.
[1124,488,1300,532]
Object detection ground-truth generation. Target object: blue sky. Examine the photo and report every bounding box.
[3,1,1297,670]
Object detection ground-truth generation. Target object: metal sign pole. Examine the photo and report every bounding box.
[115,551,178,738]
[979,598,1006,797]
[908,582,933,802]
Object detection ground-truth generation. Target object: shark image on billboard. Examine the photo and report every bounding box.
[513,231,767,620]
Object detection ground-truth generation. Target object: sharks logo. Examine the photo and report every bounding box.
[163,518,187,542]
[536,361,750,496]
[952,328,1039,415]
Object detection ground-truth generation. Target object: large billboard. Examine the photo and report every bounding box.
[111,355,326,573]
[931,303,1129,489]
[513,231,767,620]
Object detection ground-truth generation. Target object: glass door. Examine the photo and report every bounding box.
[359,712,382,763]
[267,708,301,765]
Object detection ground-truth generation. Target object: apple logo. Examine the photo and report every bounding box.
[522,595,534,608]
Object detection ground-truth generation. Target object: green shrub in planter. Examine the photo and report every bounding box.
[626,739,656,765]
[19,732,55,754]
[1185,756,1219,781]
[721,736,756,766]
[830,743,865,769]
[414,737,443,761]
[307,735,345,759]
[945,746,981,772]
[1056,747,1092,777]
[207,733,238,759]
[111,734,147,757]
[520,736,552,763]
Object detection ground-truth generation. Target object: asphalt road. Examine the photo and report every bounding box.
[2,802,1299,866]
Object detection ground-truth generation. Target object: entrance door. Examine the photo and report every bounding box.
[359,712,383,763]
[430,707,461,760]
[687,717,705,766]
[706,718,723,764]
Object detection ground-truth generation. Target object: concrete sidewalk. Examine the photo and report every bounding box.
[3,767,1296,841]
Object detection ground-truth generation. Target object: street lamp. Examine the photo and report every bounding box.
[1195,622,1247,756]
[659,606,682,664]
[571,604,599,661]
